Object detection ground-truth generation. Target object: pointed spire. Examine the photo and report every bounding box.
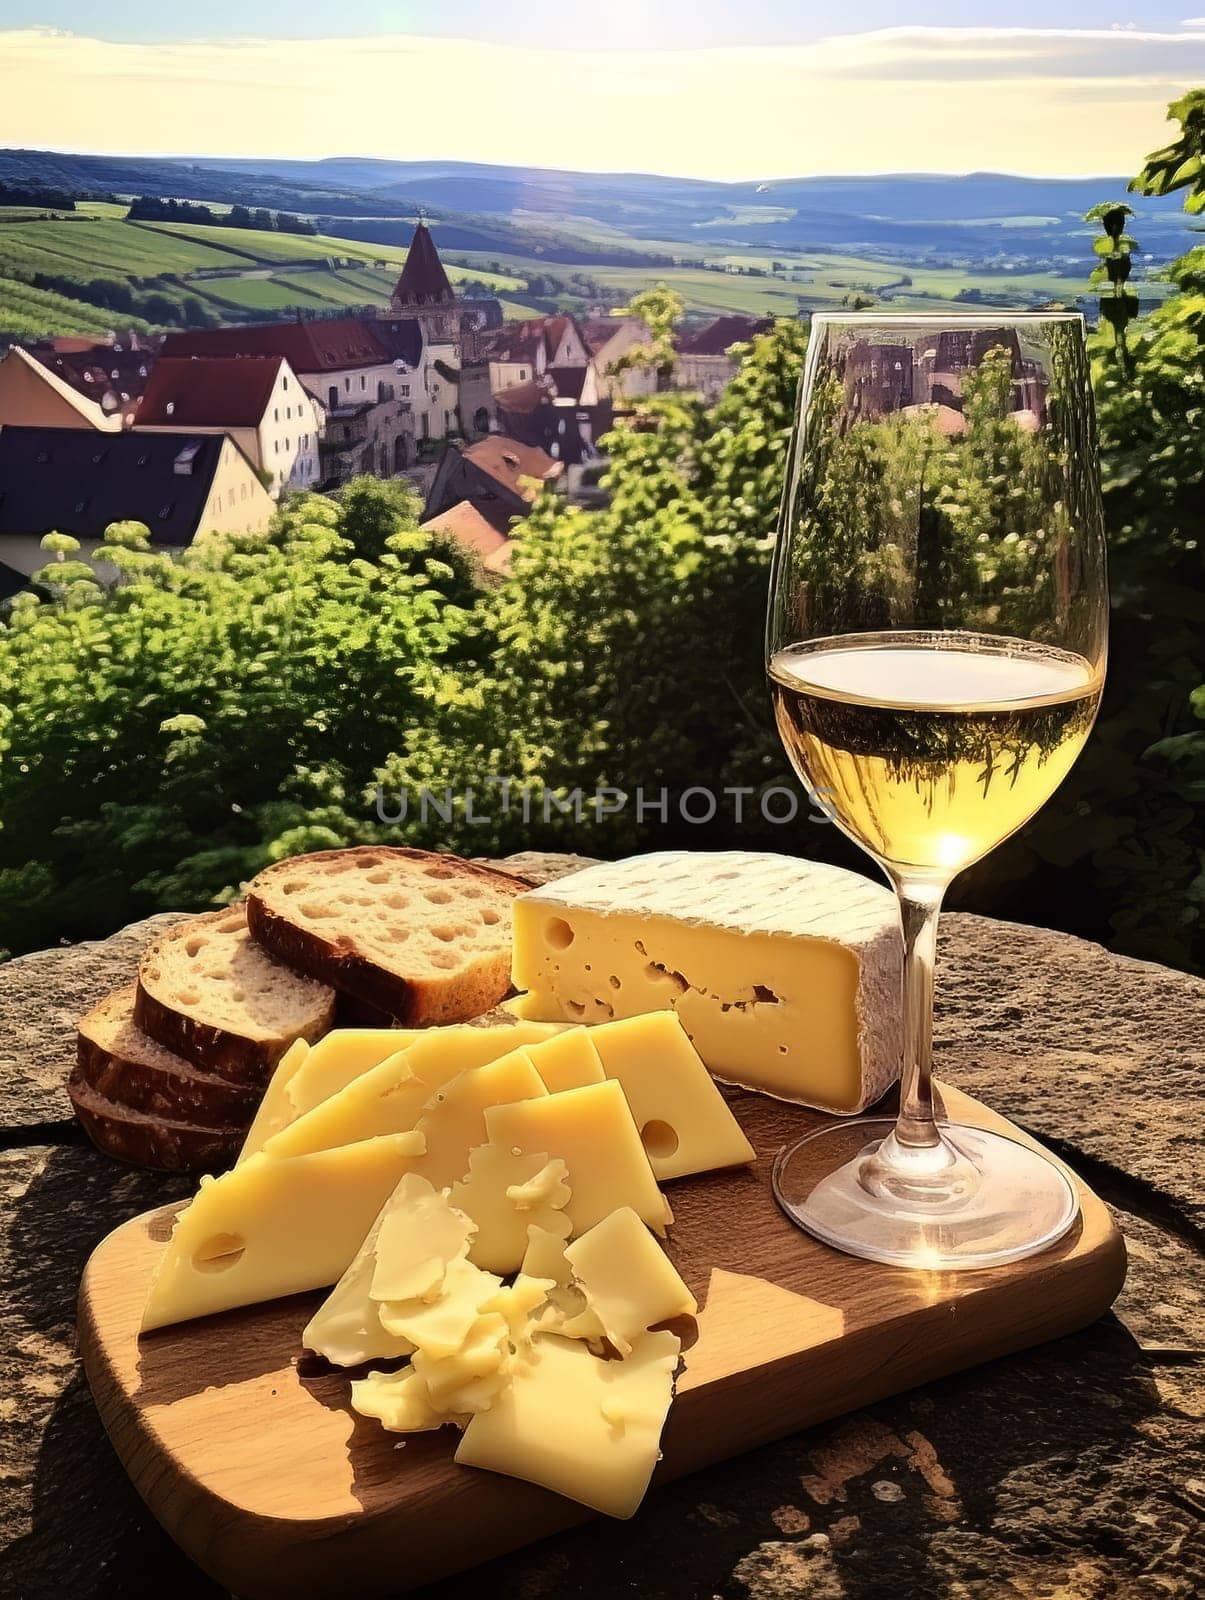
[392,220,455,308]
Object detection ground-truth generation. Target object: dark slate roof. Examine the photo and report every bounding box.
[163,316,388,374]
[677,314,773,356]
[392,222,455,308]
[0,558,28,601]
[0,426,234,548]
[370,316,424,369]
[20,339,158,422]
[136,355,285,428]
[548,365,588,402]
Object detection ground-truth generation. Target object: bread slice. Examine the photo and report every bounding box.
[134,906,336,1085]
[67,1073,241,1173]
[78,987,259,1130]
[246,847,533,1026]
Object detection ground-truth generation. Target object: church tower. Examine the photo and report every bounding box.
[390,219,460,345]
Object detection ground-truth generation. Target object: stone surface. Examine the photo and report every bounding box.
[0,913,189,1131]
[0,853,1202,1600]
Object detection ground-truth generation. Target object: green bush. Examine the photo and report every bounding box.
[0,485,480,957]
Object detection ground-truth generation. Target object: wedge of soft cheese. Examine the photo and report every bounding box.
[141,1133,422,1331]
[563,1206,696,1355]
[455,1329,681,1519]
[585,1013,754,1181]
[511,850,902,1113]
[239,1029,422,1162]
[484,1081,672,1237]
[258,1022,564,1160]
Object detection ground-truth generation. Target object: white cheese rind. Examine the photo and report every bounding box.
[512,850,902,1114]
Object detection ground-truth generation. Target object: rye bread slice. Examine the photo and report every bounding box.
[78,987,259,1131]
[246,847,533,1026]
[134,905,336,1086]
[67,1073,241,1173]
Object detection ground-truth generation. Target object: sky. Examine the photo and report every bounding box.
[0,7,1203,179]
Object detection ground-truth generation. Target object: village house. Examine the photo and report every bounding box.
[420,499,515,580]
[581,316,658,401]
[161,315,416,483]
[133,355,320,494]
[7,335,159,428]
[481,314,591,395]
[0,425,274,593]
[423,434,562,539]
[673,314,773,398]
[493,366,612,474]
[0,345,126,433]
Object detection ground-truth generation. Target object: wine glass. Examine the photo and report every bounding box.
[766,312,1107,1269]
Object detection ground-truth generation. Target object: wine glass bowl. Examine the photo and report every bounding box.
[767,313,1108,1270]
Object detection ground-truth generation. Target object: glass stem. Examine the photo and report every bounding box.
[892,876,948,1152]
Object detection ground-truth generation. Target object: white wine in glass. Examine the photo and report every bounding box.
[766,314,1108,1269]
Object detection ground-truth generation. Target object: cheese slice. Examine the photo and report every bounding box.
[141,1133,423,1331]
[259,1023,563,1161]
[526,1027,605,1093]
[351,1367,460,1433]
[240,1029,422,1161]
[484,1081,672,1237]
[511,850,902,1113]
[450,1149,570,1275]
[302,1212,414,1367]
[370,1174,476,1303]
[410,1049,548,1191]
[377,1257,503,1356]
[455,1330,681,1519]
[564,1206,696,1355]
[585,1012,754,1181]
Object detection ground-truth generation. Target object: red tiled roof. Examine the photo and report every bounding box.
[421,499,510,560]
[135,356,286,428]
[392,222,455,308]
[493,378,544,416]
[162,317,388,374]
[677,315,773,357]
[463,436,562,502]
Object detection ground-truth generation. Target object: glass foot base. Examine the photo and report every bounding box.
[772,1118,1080,1270]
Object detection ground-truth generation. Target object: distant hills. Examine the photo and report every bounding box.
[0,149,1194,268]
[188,157,1194,260]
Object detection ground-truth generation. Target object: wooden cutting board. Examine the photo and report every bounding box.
[78,1083,1125,1600]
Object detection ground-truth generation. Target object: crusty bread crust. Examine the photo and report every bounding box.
[245,847,534,1026]
[135,907,336,1085]
[78,988,259,1130]
[67,1072,241,1173]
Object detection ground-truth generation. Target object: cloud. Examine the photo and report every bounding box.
[0,25,1201,179]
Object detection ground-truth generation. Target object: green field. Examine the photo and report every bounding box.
[0,198,1119,342]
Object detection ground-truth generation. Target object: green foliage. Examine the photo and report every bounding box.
[0,490,480,955]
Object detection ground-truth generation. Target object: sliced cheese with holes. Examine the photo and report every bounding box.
[141,1133,422,1331]
[484,1081,672,1237]
[450,1151,570,1275]
[564,1206,696,1356]
[259,1023,563,1160]
[585,1012,753,1181]
[302,1212,414,1367]
[455,1330,681,1519]
[511,850,902,1113]
[240,1029,422,1162]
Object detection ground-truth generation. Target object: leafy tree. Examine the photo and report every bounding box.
[0,492,479,956]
